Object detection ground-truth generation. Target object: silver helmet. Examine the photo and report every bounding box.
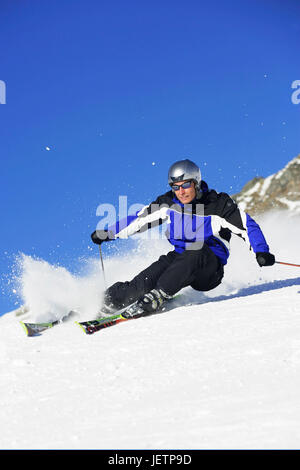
[168,159,201,188]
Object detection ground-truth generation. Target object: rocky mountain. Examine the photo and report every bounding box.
[232,154,300,216]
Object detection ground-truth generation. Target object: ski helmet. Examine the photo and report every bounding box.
[168,159,201,188]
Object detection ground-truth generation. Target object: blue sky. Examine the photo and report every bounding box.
[0,0,299,314]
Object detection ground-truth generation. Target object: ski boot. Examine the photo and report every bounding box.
[122,288,172,319]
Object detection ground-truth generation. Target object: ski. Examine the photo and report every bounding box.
[20,320,59,336]
[75,310,145,335]
[76,295,182,335]
[20,310,79,337]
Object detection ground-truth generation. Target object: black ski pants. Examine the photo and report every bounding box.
[105,244,224,310]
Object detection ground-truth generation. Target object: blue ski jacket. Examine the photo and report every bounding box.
[103,181,270,265]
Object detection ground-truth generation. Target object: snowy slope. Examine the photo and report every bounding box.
[1,212,300,449]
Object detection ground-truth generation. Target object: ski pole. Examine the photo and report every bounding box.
[275,261,300,268]
[98,245,107,288]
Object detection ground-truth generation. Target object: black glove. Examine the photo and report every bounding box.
[91,230,115,245]
[256,252,275,267]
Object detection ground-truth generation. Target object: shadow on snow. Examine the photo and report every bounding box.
[196,276,300,306]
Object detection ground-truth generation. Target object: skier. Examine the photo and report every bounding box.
[91,159,275,316]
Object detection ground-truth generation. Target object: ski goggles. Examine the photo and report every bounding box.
[171,180,193,191]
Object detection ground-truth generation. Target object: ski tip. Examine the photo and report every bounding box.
[19,321,29,336]
[75,321,89,334]
[19,321,37,337]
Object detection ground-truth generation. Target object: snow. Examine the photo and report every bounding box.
[258,175,273,198]
[1,212,300,449]
[237,155,300,212]
[243,181,261,197]
[277,198,300,213]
